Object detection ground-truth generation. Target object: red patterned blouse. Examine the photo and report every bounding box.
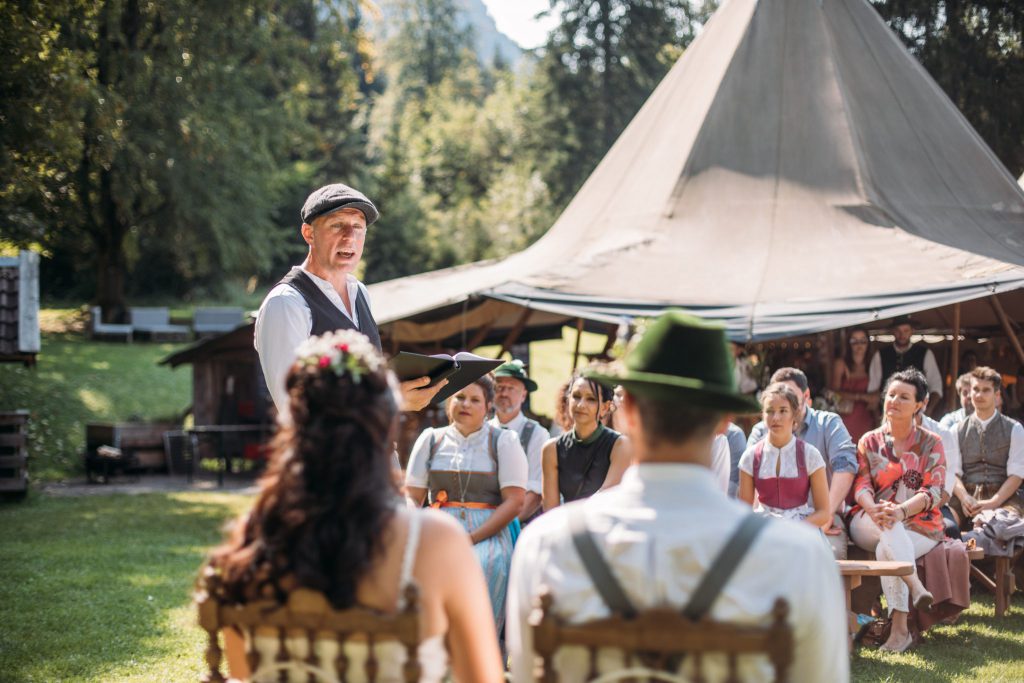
[853,423,947,541]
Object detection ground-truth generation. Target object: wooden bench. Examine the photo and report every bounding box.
[836,560,913,643]
[968,546,1021,617]
[193,307,244,337]
[128,307,190,341]
[90,306,133,342]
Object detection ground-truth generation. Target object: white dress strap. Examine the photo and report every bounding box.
[397,509,422,609]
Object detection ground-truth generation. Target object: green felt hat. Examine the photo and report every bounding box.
[493,359,538,392]
[585,310,761,413]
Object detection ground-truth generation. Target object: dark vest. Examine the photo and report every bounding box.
[279,267,381,351]
[556,426,621,504]
[879,344,928,385]
[958,413,1016,488]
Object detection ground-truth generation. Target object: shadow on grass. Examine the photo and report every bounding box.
[0,491,251,681]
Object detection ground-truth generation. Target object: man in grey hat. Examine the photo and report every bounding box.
[255,183,443,416]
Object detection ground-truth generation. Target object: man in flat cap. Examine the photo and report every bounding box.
[256,183,443,416]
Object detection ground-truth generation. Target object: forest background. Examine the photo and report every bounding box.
[2,0,1022,318]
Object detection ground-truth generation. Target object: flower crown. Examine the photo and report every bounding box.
[294,330,384,383]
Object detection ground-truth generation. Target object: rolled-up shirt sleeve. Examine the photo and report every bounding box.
[823,414,858,474]
[497,429,529,490]
[1008,421,1024,479]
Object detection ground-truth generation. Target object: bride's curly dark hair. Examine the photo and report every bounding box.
[205,341,400,610]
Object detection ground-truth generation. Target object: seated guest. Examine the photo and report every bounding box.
[919,409,962,539]
[201,330,502,682]
[832,327,877,443]
[549,379,574,437]
[738,383,830,526]
[725,421,747,498]
[949,366,1024,527]
[406,374,528,633]
[939,372,974,430]
[508,312,848,682]
[867,316,943,413]
[541,374,631,510]
[747,367,857,558]
[490,360,546,522]
[850,369,945,653]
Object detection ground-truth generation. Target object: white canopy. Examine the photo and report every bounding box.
[369,0,1024,343]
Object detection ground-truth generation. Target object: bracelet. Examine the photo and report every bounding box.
[897,504,909,521]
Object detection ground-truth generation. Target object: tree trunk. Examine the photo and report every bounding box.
[599,0,615,149]
[94,167,129,323]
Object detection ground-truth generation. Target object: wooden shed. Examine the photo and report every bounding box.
[160,322,272,427]
[0,251,40,367]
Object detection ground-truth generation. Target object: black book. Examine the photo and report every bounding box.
[389,351,504,405]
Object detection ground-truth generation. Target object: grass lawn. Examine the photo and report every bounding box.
[0,323,192,481]
[0,490,1022,682]
[0,491,250,682]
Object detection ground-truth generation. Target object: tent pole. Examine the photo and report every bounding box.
[465,317,496,351]
[498,309,533,359]
[989,295,1024,369]
[601,323,617,356]
[572,318,584,371]
[949,303,961,411]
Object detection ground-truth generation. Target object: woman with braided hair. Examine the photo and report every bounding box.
[199,330,502,682]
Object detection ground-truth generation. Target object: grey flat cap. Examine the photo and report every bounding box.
[301,183,379,226]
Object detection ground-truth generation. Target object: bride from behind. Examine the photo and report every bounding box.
[200,330,503,682]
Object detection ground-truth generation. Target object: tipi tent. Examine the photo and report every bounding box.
[368,0,1024,345]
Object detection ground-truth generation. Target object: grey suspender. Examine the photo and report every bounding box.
[569,507,770,620]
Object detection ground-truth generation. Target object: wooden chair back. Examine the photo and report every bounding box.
[530,590,793,683]
[196,571,424,683]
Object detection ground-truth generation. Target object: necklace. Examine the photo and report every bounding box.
[453,439,473,521]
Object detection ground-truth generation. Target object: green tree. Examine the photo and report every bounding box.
[872,0,1024,177]
[0,1,376,312]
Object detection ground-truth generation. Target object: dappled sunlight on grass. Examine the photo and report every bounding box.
[0,491,253,681]
[78,387,114,413]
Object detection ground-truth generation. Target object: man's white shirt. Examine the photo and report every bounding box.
[254,264,369,415]
[507,464,849,683]
[867,343,943,397]
[489,412,545,494]
[711,434,731,494]
[921,414,961,494]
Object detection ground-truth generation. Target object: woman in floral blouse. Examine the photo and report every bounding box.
[850,368,946,652]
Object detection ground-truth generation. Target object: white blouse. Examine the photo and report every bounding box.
[405,424,528,490]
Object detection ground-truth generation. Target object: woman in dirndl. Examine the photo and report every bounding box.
[405,374,527,632]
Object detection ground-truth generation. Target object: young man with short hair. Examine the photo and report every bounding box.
[950,366,1024,528]
[507,312,847,683]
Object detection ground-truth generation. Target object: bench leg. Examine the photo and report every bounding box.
[996,557,1010,617]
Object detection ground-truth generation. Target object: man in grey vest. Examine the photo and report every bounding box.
[489,360,546,522]
[255,183,443,417]
[950,366,1024,529]
[507,312,847,682]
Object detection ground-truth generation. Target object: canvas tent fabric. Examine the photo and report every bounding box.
[368,0,1024,343]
